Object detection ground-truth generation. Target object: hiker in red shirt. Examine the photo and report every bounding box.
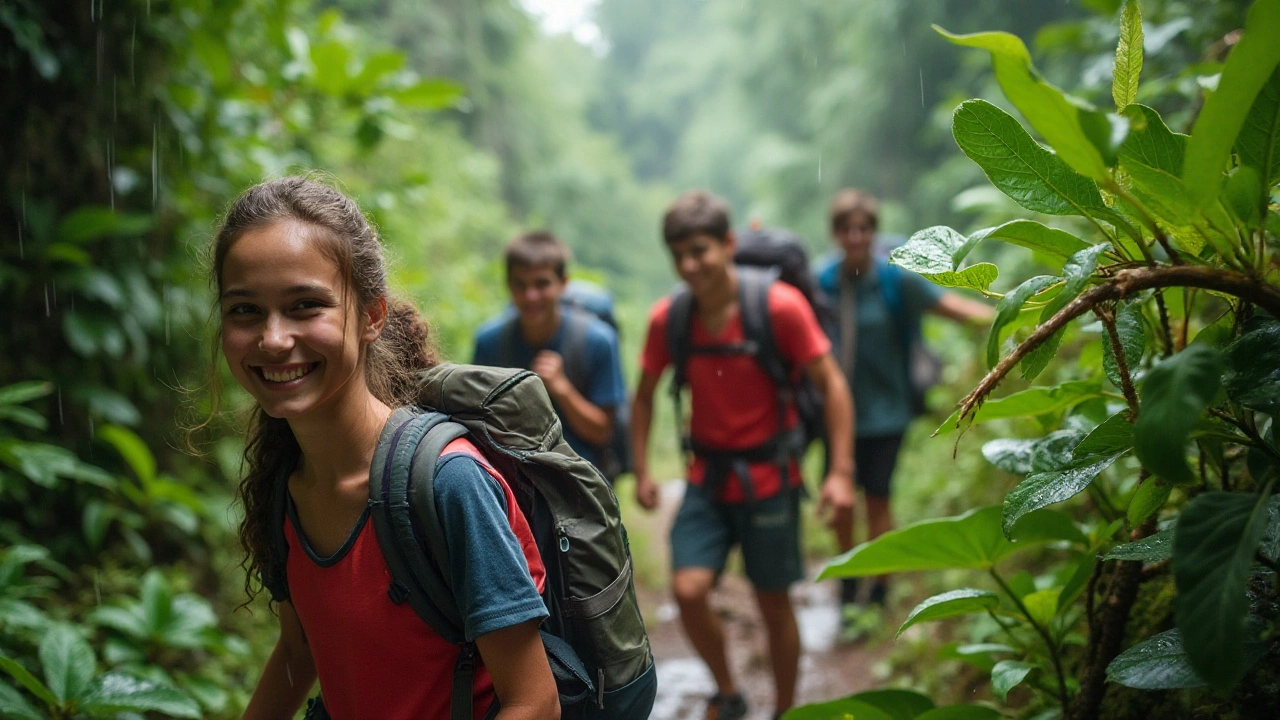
[631,190,856,720]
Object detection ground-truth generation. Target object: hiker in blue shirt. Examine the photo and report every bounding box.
[473,231,626,468]
[814,189,993,625]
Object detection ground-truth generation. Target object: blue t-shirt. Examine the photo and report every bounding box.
[472,310,626,466]
[433,454,549,641]
[815,254,943,436]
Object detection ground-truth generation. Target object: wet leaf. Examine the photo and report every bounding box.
[991,659,1034,702]
[1174,488,1274,691]
[890,227,999,292]
[915,707,1002,720]
[1105,527,1173,562]
[1222,320,1280,414]
[1134,345,1223,484]
[986,275,1060,368]
[1003,453,1122,536]
[1108,618,1267,690]
[1103,303,1146,389]
[982,438,1040,475]
[78,673,201,717]
[1235,67,1280,187]
[938,381,1103,435]
[40,624,95,703]
[949,99,1107,216]
[1127,480,1171,526]
[1021,243,1110,381]
[1112,1,1143,109]
[844,689,935,720]
[969,221,1091,265]
[898,589,1001,638]
[1073,411,1134,458]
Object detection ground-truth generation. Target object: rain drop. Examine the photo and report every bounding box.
[919,67,925,108]
[95,570,102,606]
[817,154,822,183]
[16,222,22,260]
[57,387,63,426]
[152,121,159,207]
[44,283,50,317]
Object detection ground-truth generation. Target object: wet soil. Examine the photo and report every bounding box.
[634,481,886,720]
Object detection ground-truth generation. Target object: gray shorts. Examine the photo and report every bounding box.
[669,482,804,592]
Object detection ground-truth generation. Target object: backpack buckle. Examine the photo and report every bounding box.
[387,580,410,605]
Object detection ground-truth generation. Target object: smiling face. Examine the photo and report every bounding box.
[218,220,383,420]
[832,210,876,269]
[666,231,735,296]
[507,263,566,328]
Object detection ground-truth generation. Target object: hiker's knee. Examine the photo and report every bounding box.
[672,568,716,606]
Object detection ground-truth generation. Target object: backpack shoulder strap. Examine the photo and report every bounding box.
[367,409,467,644]
[559,308,593,394]
[877,258,916,352]
[665,286,695,390]
[738,267,789,386]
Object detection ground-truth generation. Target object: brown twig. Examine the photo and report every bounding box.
[1154,290,1175,356]
[1096,306,1140,419]
[954,266,1280,427]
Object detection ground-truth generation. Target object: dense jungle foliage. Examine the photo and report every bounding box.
[1,0,1271,718]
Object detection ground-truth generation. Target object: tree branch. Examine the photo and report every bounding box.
[955,266,1280,426]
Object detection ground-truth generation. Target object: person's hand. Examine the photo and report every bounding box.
[817,469,855,528]
[634,472,660,512]
[531,350,571,398]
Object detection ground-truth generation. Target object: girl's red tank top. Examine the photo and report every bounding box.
[284,437,545,719]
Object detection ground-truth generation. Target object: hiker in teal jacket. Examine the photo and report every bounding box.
[815,189,993,623]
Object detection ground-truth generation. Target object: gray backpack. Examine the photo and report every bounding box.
[266,364,655,720]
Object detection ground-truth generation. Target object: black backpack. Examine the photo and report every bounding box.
[495,283,634,484]
[266,364,656,720]
[665,227,831,501]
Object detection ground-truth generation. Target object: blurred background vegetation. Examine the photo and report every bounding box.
[0,0,1252,716]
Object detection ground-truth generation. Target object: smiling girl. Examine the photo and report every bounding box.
[213,176,558,719]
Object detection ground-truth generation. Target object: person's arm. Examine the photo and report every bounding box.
[630,371,661,511]
[930,291,995,325]
[241,601,316,720]
[532,350,613,446]
[476,619,560,720]
[805,353,856,526]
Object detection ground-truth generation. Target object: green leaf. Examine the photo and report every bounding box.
[986,275,1060,368]
[0,382,52,407]
[1108,618,1267,690]
[890,226,999,292]
[0,655,56,707]
[969,221,1091,265]
[898,589,1001,638]
[1134,345,1223,484]
[844,689,936,720]
[57,207,153,244]
[937,28,1111,179]
[781,698,893,720]
[820,506,1072,578]
[40,624,95,703]
[1222,320,1280,414]
[1003,453,1123,536]
[1120,104,1186,174]
[939,381,1103,435]
[1021,243,1110,380]
[310,40,353,96]
[1174,488,1275,691]
[1113,1,1143,109]
[97,424,155,484]
[982,438,1040,475]
[1022,588,1060,627]
[915,707,1001,720]
[78,673,201,717]
[1236,67,1280,187]
[0,405,48,430]
[1105,527,1173,562]
[391,79,464,109]
[1183,0,1280,208]
[0,680,44,720]
[950,99,1107,216]
[1103,303,1146,388]
[354,51,406,87]
[990,659,1034,702]
[1127,479,1171,526]
[1074,411,1135,458]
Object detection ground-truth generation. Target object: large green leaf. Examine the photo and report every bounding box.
[0,382,52,407]
[1236,67,1280,187]
[1183,0,1280,207]
[820,506,1073,578]
[1134,345,1223,484]
[1174,489,1274,691]
[1074,411,1135,458]
[1120,104,1186,175]
[0,681,44,720]
[843,689,935,720]
[986,275,1060,368]
[1103,302,1146,388]
[1105,527,1173,562]
[1020,243,1110,380]
[40,624,95,703]
[1002,453,1124,536]
[915,707,1001,720]
[781,698,892,720]
[78,673,201,717]
[1222,320,1280,413]
[57,207,153,244]
[1112,1,1143,109]
[940,381,1103,435]
[990,659,1034,702]
[982,438,1039,475]
[951,99,1107,217]
[97,424,156,484]
[968,221,1091,266]
[890,226,999,292]
[1128,478,1171,525]
[898,589,1001,639]
[937,28,1114,179]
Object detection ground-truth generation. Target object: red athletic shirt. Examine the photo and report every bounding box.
[284,438,546,719]
[641,281,831,502]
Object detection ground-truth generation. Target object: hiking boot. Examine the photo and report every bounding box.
[706,691,748,720]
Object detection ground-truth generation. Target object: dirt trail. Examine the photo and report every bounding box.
[634,481,885,720]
